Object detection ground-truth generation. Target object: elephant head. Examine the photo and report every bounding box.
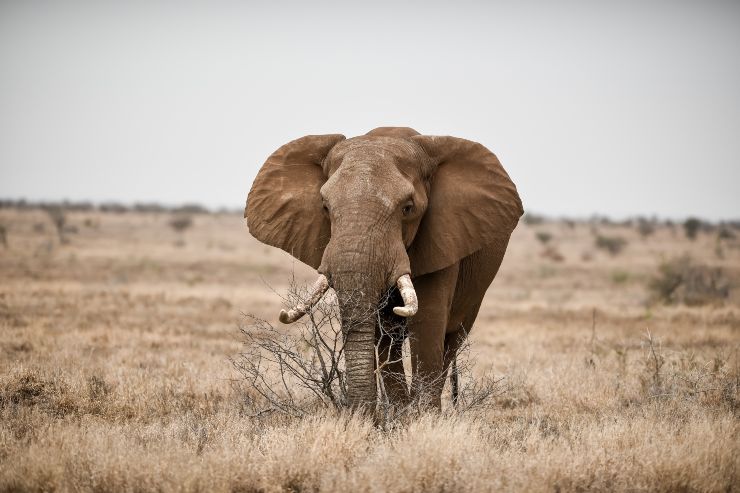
[245,127,522,408]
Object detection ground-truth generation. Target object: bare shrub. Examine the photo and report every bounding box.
[377,335,505,427]
[641,329,666,397]
[541,245,565,262]
[636,217,656,238]
[648,255,731,306]
[595,234,627,256]
[99,202,130,213]
[535,231,563,262]
[0,370,79,417]
[639,330,738,409]
[232,280,504,425]
[535,231,552,245]
[83,218,99,229]
[717,226,736,241]
[169,215,193,233]
[490,367,538,409]
[42,206,67,244]
[562,219,576,229]
[593,215,614,227]
[232,287,348,416]
[522,212,545,226]
[683,217,702,240]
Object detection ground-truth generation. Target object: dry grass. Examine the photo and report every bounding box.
[1,208,739,492]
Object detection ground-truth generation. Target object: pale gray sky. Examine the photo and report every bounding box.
[1,1,738,219]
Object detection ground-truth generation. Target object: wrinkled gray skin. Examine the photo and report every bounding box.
[246,127,523,410]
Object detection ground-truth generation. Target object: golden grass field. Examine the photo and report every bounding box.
[1,208,738,492]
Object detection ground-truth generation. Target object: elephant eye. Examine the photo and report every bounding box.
[402,203,414,216]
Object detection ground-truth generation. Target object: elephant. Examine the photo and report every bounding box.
[245,126,523,410]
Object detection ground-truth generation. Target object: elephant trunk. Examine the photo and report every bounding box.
[331,272,383,410]
[325,244,408,409]
[343,315,378,409]
[317,225,413,410]
[339,273,417,409]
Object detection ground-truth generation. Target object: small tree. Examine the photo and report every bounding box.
[522,212,545,226]
[683,218,702,240]
[43,206,67,244]
[649,255,730,305]
[718,227,736,241]
[0,224,7,248]
[595,235,627,256]
[169,214,193,233]
[535,231,553,245]
[169,214,193,247]
[233,280,505,426]
[636,218,655,239]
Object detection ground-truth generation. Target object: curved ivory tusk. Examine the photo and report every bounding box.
[279,274,330,324]
[393,274,418,317]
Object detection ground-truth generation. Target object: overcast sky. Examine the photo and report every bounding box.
[1,1,738,220]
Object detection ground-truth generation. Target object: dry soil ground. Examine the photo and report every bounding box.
[0,209,738,492]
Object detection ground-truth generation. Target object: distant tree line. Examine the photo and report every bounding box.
[0,199,240,215]
[522,211,739,233]
[1,200,737,234]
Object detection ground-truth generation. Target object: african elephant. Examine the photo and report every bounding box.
[245,127,523,410]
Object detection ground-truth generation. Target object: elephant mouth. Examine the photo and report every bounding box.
[278,273,418,325]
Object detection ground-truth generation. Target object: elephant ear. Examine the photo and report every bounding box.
[408,135,523,277]
[246,134,346,269]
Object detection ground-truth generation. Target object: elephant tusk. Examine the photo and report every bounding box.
[393,274,418,317]
[279,274,330,324]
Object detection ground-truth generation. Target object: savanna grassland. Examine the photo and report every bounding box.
[0,207,738,492]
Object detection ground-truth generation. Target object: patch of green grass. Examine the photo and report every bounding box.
[611,270,630,285]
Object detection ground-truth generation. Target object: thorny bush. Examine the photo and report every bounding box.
[232,279,505,427]
[648,255,731,306]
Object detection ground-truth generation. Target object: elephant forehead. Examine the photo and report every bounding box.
[324,136,428,175]
[321,162,414,204]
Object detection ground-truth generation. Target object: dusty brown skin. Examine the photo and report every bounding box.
[246,127,523,409]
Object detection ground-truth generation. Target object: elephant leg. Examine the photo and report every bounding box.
[442,307,478,407]
[374,293,409,405]
[443,330,465,406]
[442,241,509,406]
[407,263,459,409]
